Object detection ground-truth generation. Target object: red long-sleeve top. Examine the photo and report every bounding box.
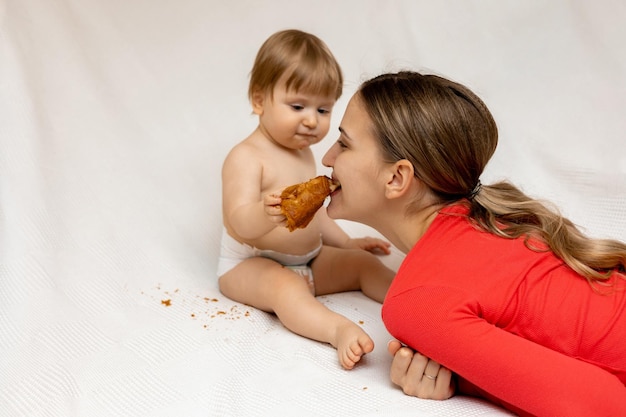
[382,204,626,416]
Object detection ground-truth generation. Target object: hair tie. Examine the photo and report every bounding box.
[468,180,482,200]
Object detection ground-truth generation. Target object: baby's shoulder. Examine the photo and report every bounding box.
[224,138,263,166]
[227,131,280,159]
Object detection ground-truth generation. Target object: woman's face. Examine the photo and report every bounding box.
[322,95,390,225]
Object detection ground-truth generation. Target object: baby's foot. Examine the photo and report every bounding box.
[332,321,374,370]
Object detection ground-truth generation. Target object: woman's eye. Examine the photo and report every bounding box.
[337,139,347,149]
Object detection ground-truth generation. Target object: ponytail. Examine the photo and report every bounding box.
[469,181,626,286]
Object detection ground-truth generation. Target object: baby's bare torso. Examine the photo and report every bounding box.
[223,131,326,256]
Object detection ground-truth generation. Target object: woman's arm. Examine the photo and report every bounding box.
[383,286,626,417]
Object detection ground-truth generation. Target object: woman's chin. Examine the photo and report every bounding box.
[327,203,357,224]
[325,200,342,220]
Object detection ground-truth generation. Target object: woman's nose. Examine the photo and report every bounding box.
[321,143,337,167]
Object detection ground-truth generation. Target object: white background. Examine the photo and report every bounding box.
[1,1,624,416]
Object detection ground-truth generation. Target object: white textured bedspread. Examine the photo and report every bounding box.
[1,1,624,416]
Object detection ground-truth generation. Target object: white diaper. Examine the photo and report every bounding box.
[217,230,321,294]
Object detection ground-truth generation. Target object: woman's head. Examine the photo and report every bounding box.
[326,72,626,281]
[357,71,498,204]
[248,29,343,101]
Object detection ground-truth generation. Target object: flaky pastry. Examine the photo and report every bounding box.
[279,175,339,231]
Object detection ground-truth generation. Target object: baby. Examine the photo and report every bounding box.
[218,29,395,369]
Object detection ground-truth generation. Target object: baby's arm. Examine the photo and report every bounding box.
[222,147,282,240]
[318,208,391,254]
[344,236,391,255]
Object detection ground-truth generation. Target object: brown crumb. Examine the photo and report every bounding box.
[161,299,171,306]
[358,320,364,325]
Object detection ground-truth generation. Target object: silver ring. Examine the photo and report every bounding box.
[423,373,437,380]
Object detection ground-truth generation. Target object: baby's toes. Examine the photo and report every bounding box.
[339,350,356,370]
[357,335,374,354]
[347,343,363,363]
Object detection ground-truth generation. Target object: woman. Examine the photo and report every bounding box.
[321,71,626,416]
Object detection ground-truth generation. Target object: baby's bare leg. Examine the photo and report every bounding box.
[311,246,395,303]
[219,256,373,369]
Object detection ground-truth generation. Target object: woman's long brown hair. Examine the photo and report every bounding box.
[358,71,626,285]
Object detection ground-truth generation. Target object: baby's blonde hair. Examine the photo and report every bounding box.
[248,29,343,101]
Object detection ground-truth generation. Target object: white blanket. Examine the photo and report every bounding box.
[2,1,624,416]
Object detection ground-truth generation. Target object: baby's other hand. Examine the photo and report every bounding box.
[346,237,391,255]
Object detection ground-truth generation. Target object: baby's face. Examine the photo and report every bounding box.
[255,82,336,150]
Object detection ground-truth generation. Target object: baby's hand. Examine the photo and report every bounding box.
[263,192,286,226]
[345,237,391,255]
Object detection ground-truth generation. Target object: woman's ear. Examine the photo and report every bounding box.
[251,89,265,115]
[385,160,414,199]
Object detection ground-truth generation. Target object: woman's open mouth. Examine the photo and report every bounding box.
[329,178,341,195]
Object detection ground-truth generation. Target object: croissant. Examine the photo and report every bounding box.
[280,175,339,232]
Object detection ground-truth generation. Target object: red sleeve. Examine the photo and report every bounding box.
[382,285,626,417]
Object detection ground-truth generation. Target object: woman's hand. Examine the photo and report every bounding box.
[388,340,455,400]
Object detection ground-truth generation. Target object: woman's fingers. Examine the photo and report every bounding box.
[388,341,455,400]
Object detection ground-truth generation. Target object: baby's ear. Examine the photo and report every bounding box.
[251,88,265,115]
